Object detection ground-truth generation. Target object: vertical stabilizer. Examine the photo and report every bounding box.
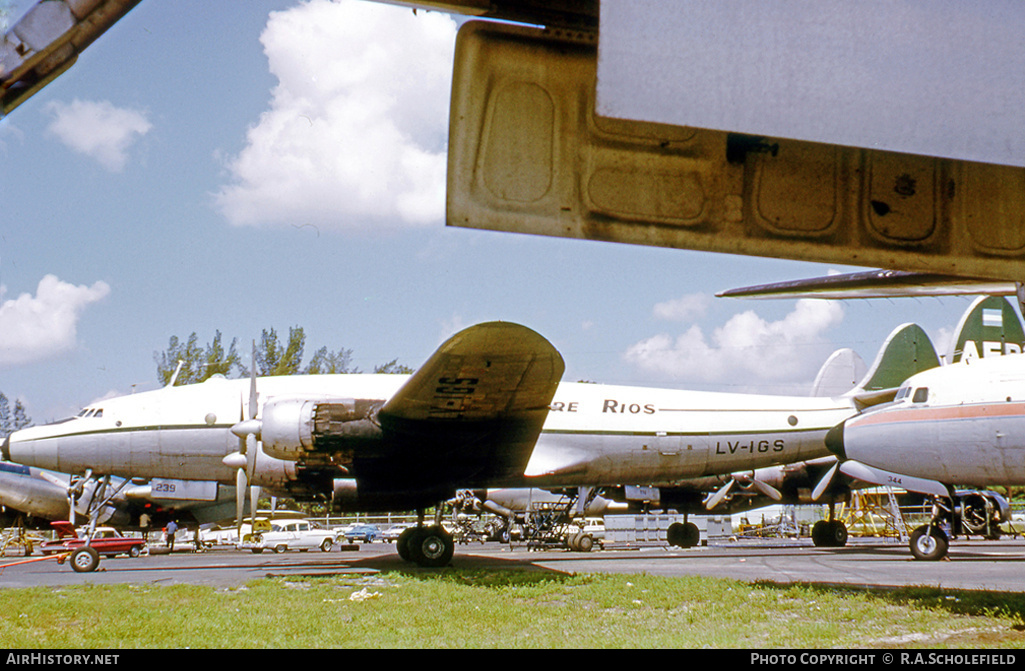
[811,348,867,397]
[854,323,939,392]
[947,296,1025,363]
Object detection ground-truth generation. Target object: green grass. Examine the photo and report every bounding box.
[2,571,1025,648]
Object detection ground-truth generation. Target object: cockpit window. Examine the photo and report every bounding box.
[895,386,911,402]
[93,409,103,418]
[912,387,929,403]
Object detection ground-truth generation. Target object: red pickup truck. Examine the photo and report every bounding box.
[40,521,147,563]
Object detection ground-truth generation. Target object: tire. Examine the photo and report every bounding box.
[273,545,287,554]
[667,522,686,548]
[575,534,594,553]
[320,538,334,552]
[128,545,141,558]
[681,522,700,548]
[811,520,829,547]
[396,526,417,561]
[407,525,454,568]
[828,521,848,547]
[70,547,100,573]
[909,525,949,561]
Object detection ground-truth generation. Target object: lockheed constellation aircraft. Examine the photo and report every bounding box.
[3,319,940,568]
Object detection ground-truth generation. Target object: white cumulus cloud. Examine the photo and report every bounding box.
[625,299,845,386]
[45,99,151,172]
[214,0,456,231]
[0,275,111,368]
[653,293,711,321]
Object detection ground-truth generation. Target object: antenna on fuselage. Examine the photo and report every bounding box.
[165,360,184,388]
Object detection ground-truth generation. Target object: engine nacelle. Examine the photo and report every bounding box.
[260,396,383,463]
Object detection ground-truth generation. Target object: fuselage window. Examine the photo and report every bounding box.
[912,387,929,403]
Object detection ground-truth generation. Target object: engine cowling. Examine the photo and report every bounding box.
[260,396,384,463]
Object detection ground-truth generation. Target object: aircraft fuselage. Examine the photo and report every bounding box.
[5,374,854,495]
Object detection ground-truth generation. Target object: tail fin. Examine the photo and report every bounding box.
[853,323,940,393]
[811,348,867,397]
[947,296,1025,363]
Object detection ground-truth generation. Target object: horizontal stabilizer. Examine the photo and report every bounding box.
[719,270,1018,301]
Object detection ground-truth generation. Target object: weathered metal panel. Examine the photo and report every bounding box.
[448,20,1025,282]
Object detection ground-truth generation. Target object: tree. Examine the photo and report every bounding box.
[247,326,305,376]
[155,331,241,385]
[0,391,32,438]
[0,392,10,437]
[305,346,359,374]
[373,359,414,374]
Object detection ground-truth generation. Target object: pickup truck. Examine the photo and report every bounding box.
[40,521,147,558]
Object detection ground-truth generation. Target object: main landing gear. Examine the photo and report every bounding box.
[395,510,455,568]
[666,520,701,548]
[811,503,849,548]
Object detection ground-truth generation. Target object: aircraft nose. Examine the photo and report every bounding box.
[825,421,846,460]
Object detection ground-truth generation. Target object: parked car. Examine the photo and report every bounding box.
[345,523,381,543]
[39,521,147,558]
[381,523,415,543]
[241,519,336,553]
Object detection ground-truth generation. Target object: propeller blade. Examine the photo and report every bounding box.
[705,479,735,510]
[248,340,258,419]
[235,467,247,536]
[811,462,839,501]
[750,478,783,502]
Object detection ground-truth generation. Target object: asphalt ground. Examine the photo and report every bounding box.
[3,537,1025,592]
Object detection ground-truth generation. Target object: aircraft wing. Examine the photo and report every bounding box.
[718,270,1018,301]
[377,321,565,482]
[1,0,142,115]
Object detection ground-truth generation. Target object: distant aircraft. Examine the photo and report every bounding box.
[0,460,244,530]
[825,351,1025,561]
[2,320,937,567]
[729,279,1025,560]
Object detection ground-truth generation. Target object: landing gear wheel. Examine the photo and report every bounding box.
[668,522,701,548]
[812,520,848,547]
[396,526,417,561]
[407,525,454,568]
[828,520,848,547]
[70,547,100,573]
[568,532,593,553]
[910,525,949,561]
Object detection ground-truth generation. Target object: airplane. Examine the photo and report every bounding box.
[3,318,939,568]
[825,351,1025,561]
[0,460,247,531]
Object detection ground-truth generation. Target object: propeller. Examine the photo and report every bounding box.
[226,342,262,538]
[811,461,840,502]
[705,471,782,510]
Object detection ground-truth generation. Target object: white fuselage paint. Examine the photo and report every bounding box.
[841,353,1025,486]
[7,374,855,490]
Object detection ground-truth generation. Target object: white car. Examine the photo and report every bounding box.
[242,520,335,553]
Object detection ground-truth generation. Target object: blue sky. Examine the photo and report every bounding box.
[0,0,980,422]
